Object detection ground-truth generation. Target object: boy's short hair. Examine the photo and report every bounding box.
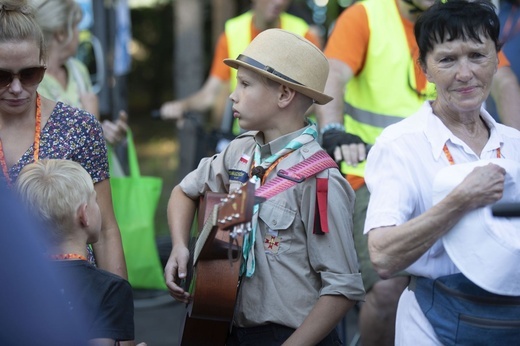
[15,159,94,243]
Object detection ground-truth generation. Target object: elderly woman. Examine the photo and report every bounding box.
[0,0,127,278]
[364,0,520,344]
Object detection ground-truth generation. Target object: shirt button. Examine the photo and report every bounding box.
[272,220,277,225]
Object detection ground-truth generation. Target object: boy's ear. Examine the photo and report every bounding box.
[278,84,296,108]
[77,203,89,228]
[54,28,67,44]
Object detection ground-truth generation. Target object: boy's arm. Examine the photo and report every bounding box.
[164,185,198,303]
[282,295,355,346]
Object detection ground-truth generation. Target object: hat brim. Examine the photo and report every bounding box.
[433,159,520,296]
[224,58,333,105]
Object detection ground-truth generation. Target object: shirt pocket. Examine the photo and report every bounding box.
[258,200,296,255]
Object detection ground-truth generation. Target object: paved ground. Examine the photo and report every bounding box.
[133,290,361,346]
[133,290,183,346]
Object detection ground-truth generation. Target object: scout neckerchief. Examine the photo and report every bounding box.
[241,124,318,277]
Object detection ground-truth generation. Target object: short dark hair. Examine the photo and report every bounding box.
[415,0,501,68]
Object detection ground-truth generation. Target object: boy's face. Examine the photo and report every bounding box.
[85,191,102,243]
[230,67,280,132]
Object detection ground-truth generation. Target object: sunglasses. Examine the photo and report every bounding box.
[0,66,46,89]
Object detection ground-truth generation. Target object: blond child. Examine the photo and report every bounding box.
[16,159,144,346]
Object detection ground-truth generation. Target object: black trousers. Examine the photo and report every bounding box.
[226,323,342,346]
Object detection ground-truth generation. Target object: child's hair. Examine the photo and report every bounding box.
[0,0,46,62]
[15,159,95,243]
[31,0,82,47]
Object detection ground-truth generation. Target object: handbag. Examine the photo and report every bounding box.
[412,273,520,345]
[108,130,166,290]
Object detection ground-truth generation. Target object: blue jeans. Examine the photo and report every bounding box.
[227,323,342,346]
[413,273,520,345]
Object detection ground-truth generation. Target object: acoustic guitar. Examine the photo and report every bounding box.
[179,182,255,346]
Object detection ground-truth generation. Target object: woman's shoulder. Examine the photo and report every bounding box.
[495,122,520,138]
[51,102,97,122]
[47,102,101,135]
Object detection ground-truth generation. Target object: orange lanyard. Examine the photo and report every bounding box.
[250,151,292,185]
[443,143,501,165]
[0,94,41,186]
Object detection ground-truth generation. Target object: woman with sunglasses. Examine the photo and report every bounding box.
[0,0,127,280]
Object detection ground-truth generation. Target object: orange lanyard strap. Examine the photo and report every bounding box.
[250,151,292,185]
[0,93,42,186]
[50,253,88,261]
[443,143,501,166]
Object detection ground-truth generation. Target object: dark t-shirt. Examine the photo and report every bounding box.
[52,260,134,341]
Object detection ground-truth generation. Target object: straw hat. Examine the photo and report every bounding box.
[432,158,520,296]
[224,28,333,105]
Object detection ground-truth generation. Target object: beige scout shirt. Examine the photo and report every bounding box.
[180,125,365,329]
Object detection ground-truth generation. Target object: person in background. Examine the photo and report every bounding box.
[316,0,520,344]
[364,1,520,343]
[15,159,146,346]
[33,0,128,150]
[159,0,321,135]
[164,29,365,345]
[0,0,127,278]
[486,0,520,120]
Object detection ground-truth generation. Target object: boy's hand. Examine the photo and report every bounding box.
[164,245,191,303]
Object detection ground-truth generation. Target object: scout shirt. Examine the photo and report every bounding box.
[180,125,365,329]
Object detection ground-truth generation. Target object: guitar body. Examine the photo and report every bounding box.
[179,185,254,346]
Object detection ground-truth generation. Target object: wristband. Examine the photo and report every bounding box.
[320,122,345,135]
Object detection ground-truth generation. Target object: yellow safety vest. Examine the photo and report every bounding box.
[341,0,436,177]
[225,11,310,134]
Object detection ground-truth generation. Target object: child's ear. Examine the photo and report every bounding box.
[54,29,67,44]
[77,203,89,227]
[278,84,295,108]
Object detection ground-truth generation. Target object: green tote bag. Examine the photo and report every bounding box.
[108,130,166,290]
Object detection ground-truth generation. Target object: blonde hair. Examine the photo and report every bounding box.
[15,159,95,243]
[0,0,46,62]
[31,0,82,46]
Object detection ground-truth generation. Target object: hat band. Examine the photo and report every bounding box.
[237,54,304,86]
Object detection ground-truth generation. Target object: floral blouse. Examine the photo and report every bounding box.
[4,102,109,185]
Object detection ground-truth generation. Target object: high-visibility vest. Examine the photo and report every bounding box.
[225,11,310,135]
[341,0,436,177]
